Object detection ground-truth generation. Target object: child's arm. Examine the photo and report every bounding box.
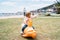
[24,17,29,24]
[31,14,38,18]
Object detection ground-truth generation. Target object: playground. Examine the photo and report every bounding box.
[0,16,60,40]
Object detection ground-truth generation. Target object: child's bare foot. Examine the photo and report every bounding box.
[20,32,24,35]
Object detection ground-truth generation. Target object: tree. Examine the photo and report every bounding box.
[55,0,60,14]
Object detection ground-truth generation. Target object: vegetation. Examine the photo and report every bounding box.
[45,13,51,16]
[55,0,60,14]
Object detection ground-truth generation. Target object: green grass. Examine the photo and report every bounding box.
[0,17,60,40]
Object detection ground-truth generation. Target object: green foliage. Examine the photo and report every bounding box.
[45,13,51,16]
[55,0,60,14]
[55,3,60,14]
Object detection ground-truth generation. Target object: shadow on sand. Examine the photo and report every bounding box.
[25,37,38,40]
[25,37,34,40]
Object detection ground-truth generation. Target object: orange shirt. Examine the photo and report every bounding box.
[27,18,32,27]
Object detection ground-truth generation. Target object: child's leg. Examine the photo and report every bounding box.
[22,24,28,33]
[32,26,35,29]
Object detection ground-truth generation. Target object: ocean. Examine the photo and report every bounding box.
[0,13,23,17]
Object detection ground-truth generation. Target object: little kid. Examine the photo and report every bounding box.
[21,12,37,34]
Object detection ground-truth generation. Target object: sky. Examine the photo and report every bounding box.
[0,0,56,13]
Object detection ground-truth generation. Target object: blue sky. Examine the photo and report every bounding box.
[0,0,56,13]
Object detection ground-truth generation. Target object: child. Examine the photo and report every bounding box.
[21,12,37,34]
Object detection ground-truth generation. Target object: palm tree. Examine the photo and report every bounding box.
[55,0,60,14]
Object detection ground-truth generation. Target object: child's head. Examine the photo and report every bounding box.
[25,12,31,18]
